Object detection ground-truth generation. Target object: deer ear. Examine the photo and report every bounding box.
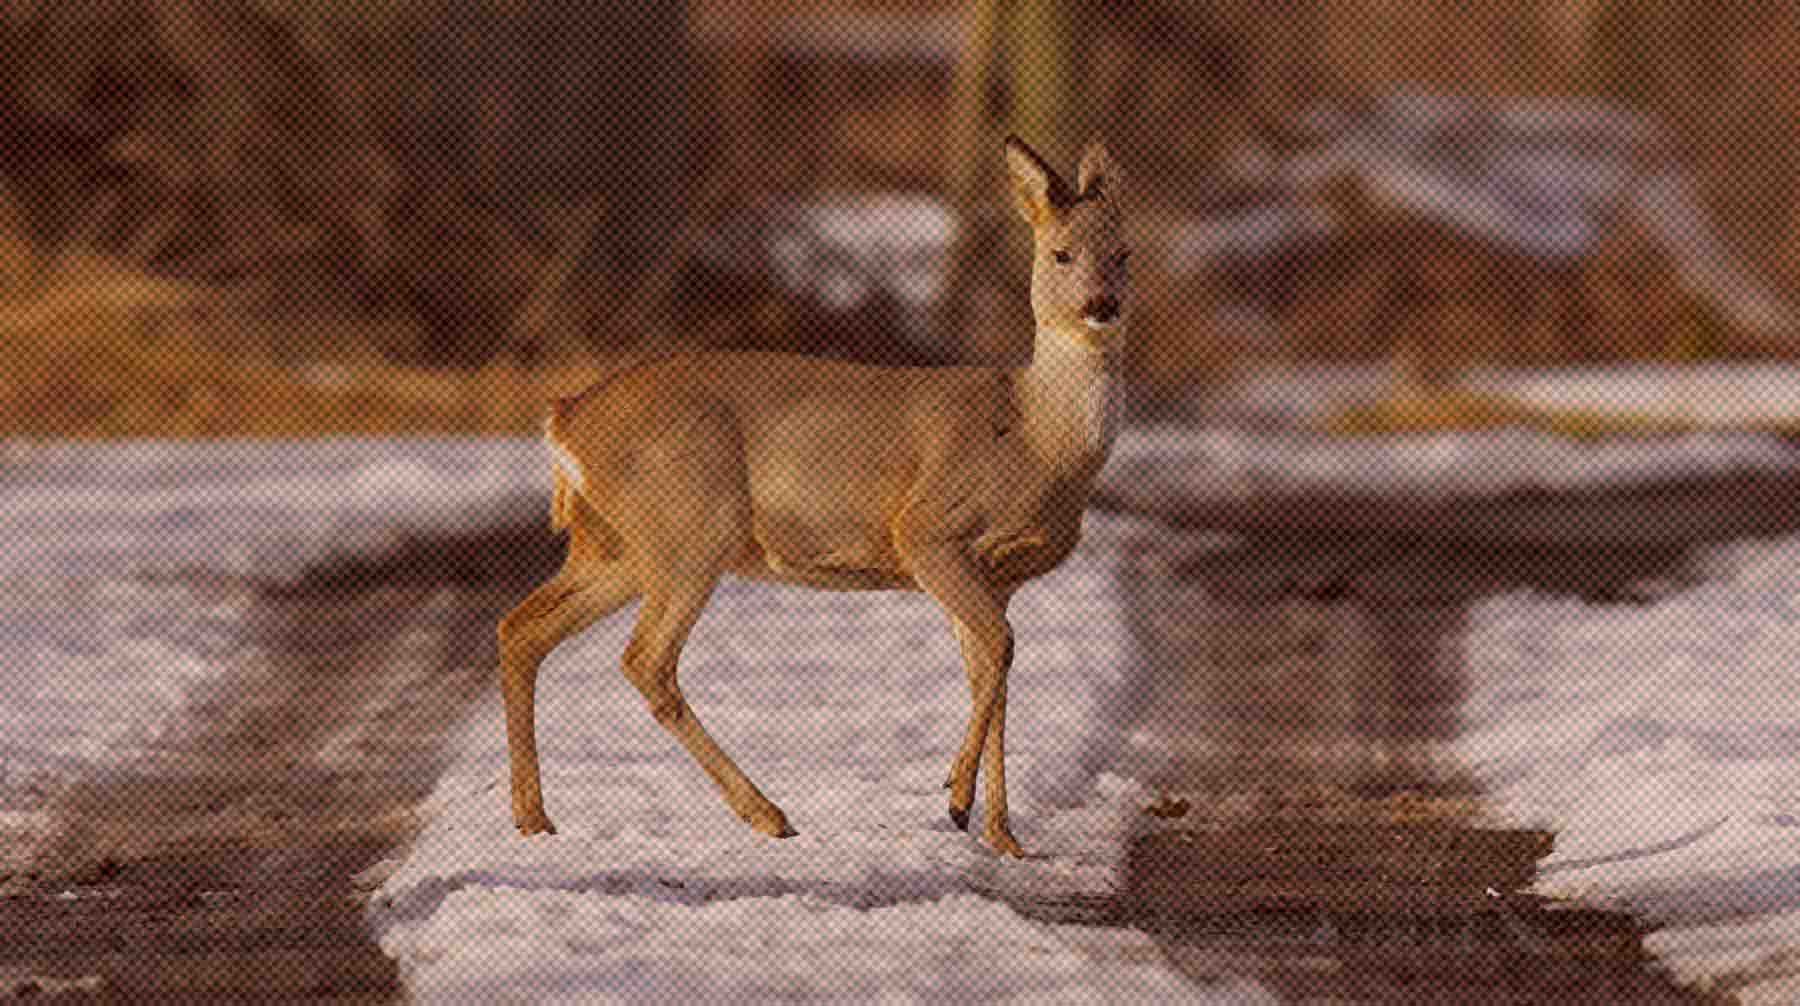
[1003,135,1071,225]
[1076,139,1121,203]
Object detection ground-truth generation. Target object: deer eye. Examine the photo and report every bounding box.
[1113,249,1131,268]
[1051,249,1072,265]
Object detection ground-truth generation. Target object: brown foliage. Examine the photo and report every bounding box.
[0,1,696,367]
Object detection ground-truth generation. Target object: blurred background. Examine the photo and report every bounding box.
[12,9,1800,1000]
[5,0,1800,438]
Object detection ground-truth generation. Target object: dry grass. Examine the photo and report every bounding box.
[1319,385,1706,439]
[5,336,619,440]
[0,259,621,439]
[5,254,1781,443]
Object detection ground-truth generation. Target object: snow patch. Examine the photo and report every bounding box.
[1478,362,1800,430]
[383,890,1251,1004]
[368,514,1245,1001]
[0,439,544,867]
[1105,421,1797,506]
[0,437,545,584]
[1462,534,1800,997]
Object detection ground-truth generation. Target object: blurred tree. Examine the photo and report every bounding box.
[936,0,1090,363]
[339,0,698,363]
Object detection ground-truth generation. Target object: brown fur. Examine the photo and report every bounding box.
[500,137,1130,856]
[548,466,578,533]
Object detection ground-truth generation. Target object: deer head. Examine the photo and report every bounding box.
[1003,136,1129,350]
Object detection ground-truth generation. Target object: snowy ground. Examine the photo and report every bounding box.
[1476,362,1800,430]
[1110,421,1797,508]
[7,423,1800,1001]
[0,438,538,870]
[0,437,542,584]
[364,513,1253,1003]
[1463,536,1800,1003]
[1213,359,1800,432]
[0,437,1249,1002]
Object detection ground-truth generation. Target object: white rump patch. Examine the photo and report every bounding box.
[545,418,588,489]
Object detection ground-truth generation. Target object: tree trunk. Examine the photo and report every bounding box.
[935,0,1089,363]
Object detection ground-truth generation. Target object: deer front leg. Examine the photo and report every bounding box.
[945,620,979,796]
[909,546,1020,855]
[978,674,1020,856]
[948,619,1021,856]
[947,597,1012,764]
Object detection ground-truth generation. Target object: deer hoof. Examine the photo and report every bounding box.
[515,810,557,836]
[949,806,971,831]
[746,806,796,839]
[985,828,1024,858]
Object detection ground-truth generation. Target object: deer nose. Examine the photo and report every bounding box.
[1083,296,1119,323]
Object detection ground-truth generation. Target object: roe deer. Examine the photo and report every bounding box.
[500,137,1128,856]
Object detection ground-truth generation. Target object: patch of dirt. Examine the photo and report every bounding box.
[1122,812,1719,1005]
[1100,523,1748,1004]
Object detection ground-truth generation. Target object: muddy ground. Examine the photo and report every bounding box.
[1100,523,1742,1004]
[6,474,1799,1002]
[0,529,562,1003]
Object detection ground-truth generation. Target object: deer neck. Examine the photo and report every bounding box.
[1014,326,1126,481]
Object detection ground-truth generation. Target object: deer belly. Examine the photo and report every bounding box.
[740,509,908,591]
[739,440,912,588]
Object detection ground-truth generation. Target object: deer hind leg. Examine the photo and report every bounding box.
[624,574,794,839]
[598,406,787,835]
[499,558,641,836]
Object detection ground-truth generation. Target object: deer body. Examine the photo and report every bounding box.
[501,138,1128,856]
[551,347,1118,592]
